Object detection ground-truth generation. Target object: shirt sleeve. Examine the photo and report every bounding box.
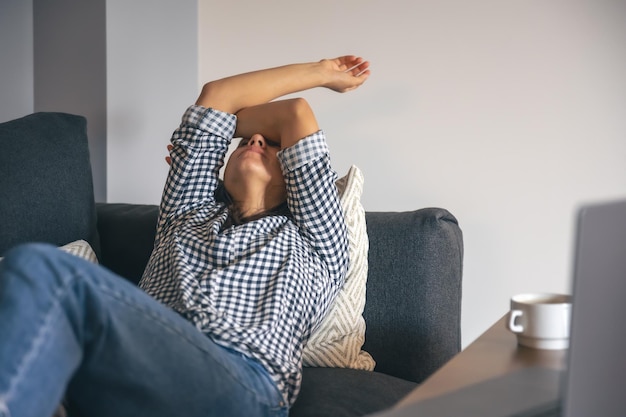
[278,131,349,284]
[159,105,237,220]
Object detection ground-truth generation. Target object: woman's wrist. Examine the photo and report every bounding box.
[310,60,333,89]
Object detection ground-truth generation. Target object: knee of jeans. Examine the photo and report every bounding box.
[0,398,8,416]
[1,243,77,293]
[3,243,60,266]
[0,400,9,417]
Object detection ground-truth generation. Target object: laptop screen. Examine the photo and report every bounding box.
[563,199,626,417]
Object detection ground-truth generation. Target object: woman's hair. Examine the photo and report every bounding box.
[215,181,291,226]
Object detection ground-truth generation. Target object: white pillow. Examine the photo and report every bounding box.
[0,240,98,264]
[302,165,376,370]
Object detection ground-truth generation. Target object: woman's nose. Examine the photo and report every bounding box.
[248,134,265,148]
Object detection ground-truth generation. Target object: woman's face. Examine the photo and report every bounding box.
[223,134,287,201]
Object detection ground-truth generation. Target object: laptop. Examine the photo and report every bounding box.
[369,199,626,417]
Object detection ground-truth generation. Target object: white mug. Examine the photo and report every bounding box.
[507,293,572,350]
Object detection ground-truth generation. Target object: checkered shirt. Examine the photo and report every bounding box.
[139,105,349,406]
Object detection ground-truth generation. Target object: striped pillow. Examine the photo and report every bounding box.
[302,165,375,370]
[59,240,99,263]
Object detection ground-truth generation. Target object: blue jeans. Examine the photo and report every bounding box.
[0,244,288,417]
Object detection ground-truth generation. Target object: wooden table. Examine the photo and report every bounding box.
[396,314,567,407]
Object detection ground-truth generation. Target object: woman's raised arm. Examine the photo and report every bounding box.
[195,56,370,114]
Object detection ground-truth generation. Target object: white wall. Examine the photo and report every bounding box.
[106,0,198,203]
[195,0,626,346]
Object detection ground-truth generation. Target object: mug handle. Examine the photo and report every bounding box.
[508,310,524,333]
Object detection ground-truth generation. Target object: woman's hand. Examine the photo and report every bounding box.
[320,56,370,93]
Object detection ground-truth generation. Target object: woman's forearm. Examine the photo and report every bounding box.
[234,98,319,149]
[196,62,323,114]
[195,56,369,114]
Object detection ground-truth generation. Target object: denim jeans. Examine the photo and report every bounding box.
[0,244,288,417]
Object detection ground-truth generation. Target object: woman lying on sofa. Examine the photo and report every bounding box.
[0,55,370,417]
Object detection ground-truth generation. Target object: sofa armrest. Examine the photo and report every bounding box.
[363,208,463,383]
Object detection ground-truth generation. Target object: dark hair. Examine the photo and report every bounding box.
[215,181,291,227]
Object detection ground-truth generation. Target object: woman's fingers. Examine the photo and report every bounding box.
[166,144,173,165]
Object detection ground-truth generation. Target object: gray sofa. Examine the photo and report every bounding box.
[0,112,464,417]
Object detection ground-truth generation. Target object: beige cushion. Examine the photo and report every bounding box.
[59,240,99,263]
[302,165,375,370]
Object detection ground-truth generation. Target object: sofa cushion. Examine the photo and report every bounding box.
[0,112,99,257]
[0,113,99,256]
[290,367,417,417]
[303,165,375,370]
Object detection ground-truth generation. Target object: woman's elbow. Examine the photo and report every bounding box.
[280,98,320,148]
[195,81,233,113]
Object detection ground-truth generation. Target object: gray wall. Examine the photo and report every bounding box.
[33,0,107,202]
[0,0,34,122]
